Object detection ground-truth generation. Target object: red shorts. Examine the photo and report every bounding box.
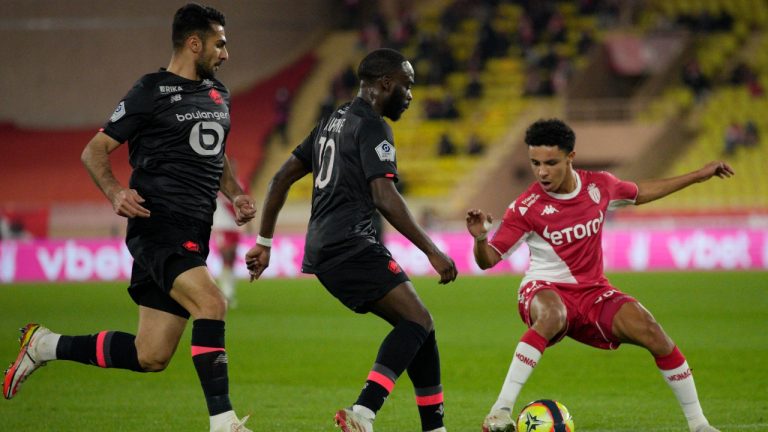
[517,280,637,350]
[213,230,240,249]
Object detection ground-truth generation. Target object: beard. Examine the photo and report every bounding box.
[382,87,408,121]
[195,53,218,80]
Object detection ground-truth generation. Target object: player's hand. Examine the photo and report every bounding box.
[111,188,150,218]
[233,194,257,225]
[466,208,492,240]
[245,244,270,281]
[697,161,735,182]
[428,250,457,284]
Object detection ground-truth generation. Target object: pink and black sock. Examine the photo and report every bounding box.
[191,319,232,416]
[355,320,429,413]
[56,331,144,371]
[408,330,444,431]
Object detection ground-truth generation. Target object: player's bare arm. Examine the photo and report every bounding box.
[219,155,256,225]
[81,131,150,218]
[245,155,310,280]
[635,160,735,205]
[466,208,502,269]
[370,177,457,284]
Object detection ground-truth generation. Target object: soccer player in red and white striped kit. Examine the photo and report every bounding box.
[466,119,732,432]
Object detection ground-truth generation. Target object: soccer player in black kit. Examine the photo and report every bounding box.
[2,4,255,431]
[245,48,457,432]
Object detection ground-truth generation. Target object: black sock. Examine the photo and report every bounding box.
[191,319,232,416]
[56,331,144,372]
[355,320,429,414]
[408,331,444,431]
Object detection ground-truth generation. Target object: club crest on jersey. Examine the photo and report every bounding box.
[209,88,223,105]
[375,140,396,162]
[110,101,126,122]
[588,183,601,204]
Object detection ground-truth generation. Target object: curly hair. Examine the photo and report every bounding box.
[525,119,576,154]
[172,3,226,50]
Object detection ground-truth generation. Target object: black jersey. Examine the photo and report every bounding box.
[101,70,231,224]
[293,97,399,273]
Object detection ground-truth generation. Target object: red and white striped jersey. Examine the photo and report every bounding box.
[489,169,638,286]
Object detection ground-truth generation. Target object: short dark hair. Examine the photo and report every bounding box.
[525,118,576,153]
[357,48,407,83]
[172,3,226,50]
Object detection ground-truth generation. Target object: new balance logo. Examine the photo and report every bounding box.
[541,205,558,215]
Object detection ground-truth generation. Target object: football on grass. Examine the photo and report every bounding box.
[516,399,574,432]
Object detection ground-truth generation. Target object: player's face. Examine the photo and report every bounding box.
[196,24,228,79]
[381,61,414,121]
[529,145,576,194]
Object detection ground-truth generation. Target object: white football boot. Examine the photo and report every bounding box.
[3,323,51,399]
[482,407,516,432]
[693,425,721,432]
[334,407,374,432]
[211,413,251,432]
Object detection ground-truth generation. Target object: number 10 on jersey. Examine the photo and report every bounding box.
[315,136,336,189]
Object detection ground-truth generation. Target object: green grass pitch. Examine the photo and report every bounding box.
[0,272,766,431]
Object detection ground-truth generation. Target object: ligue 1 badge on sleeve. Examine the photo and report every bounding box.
[375,140,395,162]
[110,101,126,122]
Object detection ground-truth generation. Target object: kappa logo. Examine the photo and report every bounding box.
[110,101,126,122]
[588,183,601,204]
[541,204,558,216]
[375,140,396,162]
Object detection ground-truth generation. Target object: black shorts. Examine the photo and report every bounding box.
[125,212,211,319]
[315,243,410,314]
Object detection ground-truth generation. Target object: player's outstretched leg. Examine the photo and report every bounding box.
[655,346,718,432]
[407,330,446,432]
[482,329,548,432]
[3,323,148,400]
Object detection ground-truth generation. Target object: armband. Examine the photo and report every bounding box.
[256,235,273,247]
